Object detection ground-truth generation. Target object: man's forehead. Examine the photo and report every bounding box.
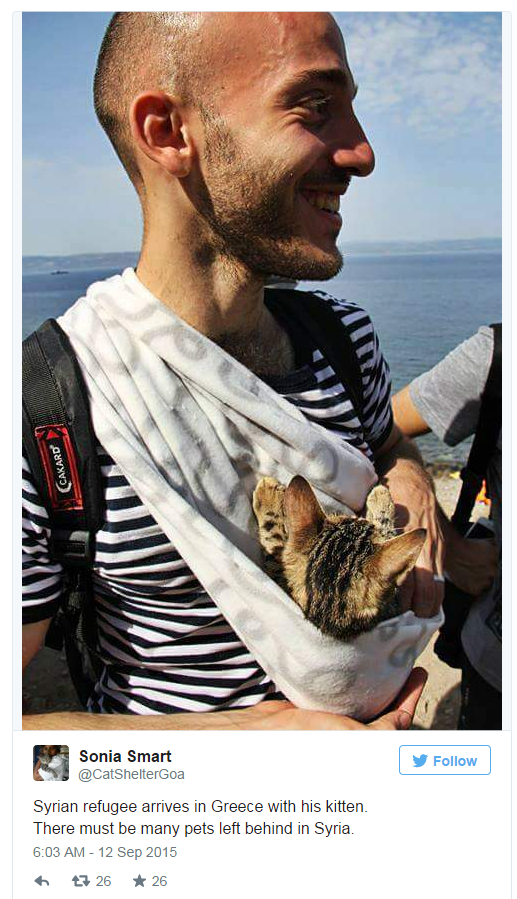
[201,12,350,99]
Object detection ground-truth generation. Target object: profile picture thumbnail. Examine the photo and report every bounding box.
[33,745,69,781]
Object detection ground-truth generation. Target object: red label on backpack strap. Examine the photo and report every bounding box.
[35,425,84,511]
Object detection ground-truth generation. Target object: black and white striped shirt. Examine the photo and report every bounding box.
[22,292,392,714]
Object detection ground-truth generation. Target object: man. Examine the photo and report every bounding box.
[393,326,501,729]
[23,12,443,729]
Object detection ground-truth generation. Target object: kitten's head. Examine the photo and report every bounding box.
[282,476,426,637]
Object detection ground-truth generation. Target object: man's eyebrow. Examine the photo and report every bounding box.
[277,68,358,101]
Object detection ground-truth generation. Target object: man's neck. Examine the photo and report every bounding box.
[136,236,296,377]
[137,251,265,342]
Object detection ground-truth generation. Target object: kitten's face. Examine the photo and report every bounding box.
[282,476,425,637]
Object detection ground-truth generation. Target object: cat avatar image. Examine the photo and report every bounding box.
[252,476,426,640]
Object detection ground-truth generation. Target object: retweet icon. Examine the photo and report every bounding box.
[412,753,428,768]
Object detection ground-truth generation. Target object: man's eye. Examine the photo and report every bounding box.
[300,95,332,120]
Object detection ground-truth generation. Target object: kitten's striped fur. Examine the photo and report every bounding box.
[253,476,425,640]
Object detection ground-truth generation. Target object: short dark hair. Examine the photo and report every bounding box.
[41,745,61,757]
[93,12,205,193]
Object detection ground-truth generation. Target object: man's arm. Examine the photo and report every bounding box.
[22,666,427,731]
[22,488,427,729]
[23,622,426,730]
[374,422,445,618]
[23,620,52,672]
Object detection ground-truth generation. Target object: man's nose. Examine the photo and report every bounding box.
[331,115,375,177]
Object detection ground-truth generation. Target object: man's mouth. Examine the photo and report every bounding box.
[299,189,343,217]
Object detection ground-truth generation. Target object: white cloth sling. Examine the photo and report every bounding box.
[59,268,442,721]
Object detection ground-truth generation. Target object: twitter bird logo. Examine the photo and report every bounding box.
[413,753,428,768]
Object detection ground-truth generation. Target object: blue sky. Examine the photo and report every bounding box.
[22,12,502,256]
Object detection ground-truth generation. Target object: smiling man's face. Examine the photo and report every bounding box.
[191,12,375,279]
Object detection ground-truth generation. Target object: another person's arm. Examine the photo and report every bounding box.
[392,385,430,438]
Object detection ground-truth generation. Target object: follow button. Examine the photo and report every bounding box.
[399,745,491,775]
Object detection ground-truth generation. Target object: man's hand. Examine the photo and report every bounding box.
[235,667,428,731]
[391,460,445,618]
[375,427,445,618]
[23,669,428,731]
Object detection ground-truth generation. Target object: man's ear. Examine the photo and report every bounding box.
[130,91,194,178]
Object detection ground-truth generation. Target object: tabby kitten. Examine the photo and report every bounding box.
[252,476,425,639]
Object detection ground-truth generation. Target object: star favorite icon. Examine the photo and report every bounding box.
[133,874,146,887]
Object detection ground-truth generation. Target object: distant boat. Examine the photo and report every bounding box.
[51,270,69,275]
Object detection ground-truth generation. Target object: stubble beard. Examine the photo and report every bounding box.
[193,110,343,281]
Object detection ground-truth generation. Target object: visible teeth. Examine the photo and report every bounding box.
[303,191,340,213]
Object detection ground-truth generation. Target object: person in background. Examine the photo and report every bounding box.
[393,325,500,729]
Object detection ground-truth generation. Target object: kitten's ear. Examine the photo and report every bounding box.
[370,528,426,586]
[284,476,326,546]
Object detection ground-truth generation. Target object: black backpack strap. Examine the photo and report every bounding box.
[452,323,502,528]
[22,318,105,566]
[267,288,366,429]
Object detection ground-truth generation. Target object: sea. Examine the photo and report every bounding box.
[22,243,502,465]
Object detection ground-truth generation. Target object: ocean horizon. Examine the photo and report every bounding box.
[22,237,502,275]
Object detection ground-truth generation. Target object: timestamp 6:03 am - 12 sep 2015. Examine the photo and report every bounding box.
[32,846,178,859]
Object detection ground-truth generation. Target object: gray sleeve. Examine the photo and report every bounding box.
[409,326,494,447]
